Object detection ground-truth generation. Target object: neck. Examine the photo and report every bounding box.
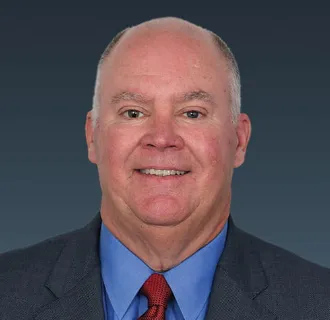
[100,196,230,271]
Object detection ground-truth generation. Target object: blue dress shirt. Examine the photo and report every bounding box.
[100,221,228,320]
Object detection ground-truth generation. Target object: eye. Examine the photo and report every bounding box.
[123,109,144,118]
[184,110,202,119]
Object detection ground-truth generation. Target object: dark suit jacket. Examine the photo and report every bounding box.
[1,214,330,319]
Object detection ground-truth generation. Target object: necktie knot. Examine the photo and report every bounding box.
[140,273,173,308]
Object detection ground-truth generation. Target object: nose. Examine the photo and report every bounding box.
[140,114,184,151]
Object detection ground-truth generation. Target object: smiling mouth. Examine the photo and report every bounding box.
[136,169,190,176]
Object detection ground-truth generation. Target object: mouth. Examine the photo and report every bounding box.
[135,168,190,177]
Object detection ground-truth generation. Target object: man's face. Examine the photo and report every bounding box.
[86,28,250,231]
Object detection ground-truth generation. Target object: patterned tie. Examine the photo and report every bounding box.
[138,273,173,320]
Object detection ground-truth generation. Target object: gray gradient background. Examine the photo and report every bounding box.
[1,3,330,267]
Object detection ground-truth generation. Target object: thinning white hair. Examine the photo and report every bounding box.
[91,23,241,127]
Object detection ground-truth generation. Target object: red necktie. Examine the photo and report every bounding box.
[138,273,173,320]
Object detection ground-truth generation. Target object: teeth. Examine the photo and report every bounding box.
[139,169,187,176]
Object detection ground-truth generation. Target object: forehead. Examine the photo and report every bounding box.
[99,27,230,102]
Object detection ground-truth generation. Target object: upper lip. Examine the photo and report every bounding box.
[136,166,190,172]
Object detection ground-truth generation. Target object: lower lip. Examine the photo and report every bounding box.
[134,170,190,181]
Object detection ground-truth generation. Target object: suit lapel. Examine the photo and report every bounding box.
[205,268,277,320]
[34,269,104,320]
[205,217,277,320]
[34,215,105,320]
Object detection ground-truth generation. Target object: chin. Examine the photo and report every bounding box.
[133,196,191,227]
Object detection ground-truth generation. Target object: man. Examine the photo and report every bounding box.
[1,16,330,320]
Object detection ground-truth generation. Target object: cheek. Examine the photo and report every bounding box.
[197,129,236,174]
[96,125,132,174]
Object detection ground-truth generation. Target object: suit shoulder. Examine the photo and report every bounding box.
[0,228,78,273]
[237,227,330,309]
[221,224,330,318]
[0,226,85,293]
[240,228,330,275]
[0,227,85,319]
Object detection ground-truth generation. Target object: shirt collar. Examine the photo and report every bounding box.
[164,222,228,319]
[99,224,153,319]
[100,221,228,320]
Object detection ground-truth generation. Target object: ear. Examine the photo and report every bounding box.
[234,113,252,168]
[85,111,97,164]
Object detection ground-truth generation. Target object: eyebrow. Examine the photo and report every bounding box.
[110,90,216,106]
[177,90,216,105]
[111,91,152,105]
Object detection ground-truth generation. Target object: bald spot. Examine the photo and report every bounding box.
[99,17,229,74]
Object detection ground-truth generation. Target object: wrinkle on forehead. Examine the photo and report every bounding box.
[110,89,217,107]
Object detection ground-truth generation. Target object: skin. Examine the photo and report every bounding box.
[85,18,251,271]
